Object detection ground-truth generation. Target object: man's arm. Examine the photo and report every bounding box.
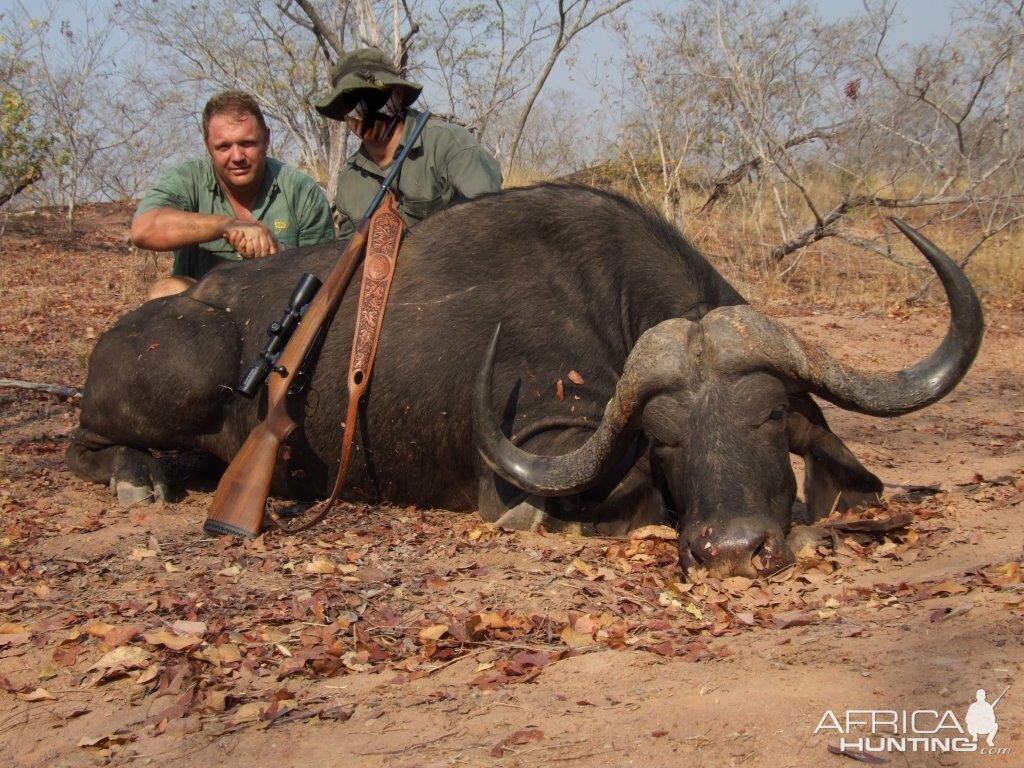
[132,208,279,258]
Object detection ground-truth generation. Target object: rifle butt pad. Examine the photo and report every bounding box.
[205,424,282,538]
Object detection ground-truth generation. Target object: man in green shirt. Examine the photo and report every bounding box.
[312,48,502,237]
[133,91,335,300]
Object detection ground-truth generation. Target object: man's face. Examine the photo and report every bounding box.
[205,112,268,192]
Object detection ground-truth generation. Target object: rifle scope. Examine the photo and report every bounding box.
[235,272,322,398]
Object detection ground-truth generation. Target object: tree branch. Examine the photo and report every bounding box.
[700,126,842,211]
[0,167,43,209]
[280,0,344,61]
[769,192,1024,262]
[0,378,81,401]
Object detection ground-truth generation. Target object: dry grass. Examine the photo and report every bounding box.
[541,160,1023,309]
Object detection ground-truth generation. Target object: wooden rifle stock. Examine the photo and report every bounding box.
[204,225,369,538]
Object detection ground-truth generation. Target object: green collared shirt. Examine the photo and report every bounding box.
[335,110,502,237]
[136,156,335,279]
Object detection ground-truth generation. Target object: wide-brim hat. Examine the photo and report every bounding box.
[313,48,422,120]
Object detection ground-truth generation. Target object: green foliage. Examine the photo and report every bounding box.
[0,86,51,182]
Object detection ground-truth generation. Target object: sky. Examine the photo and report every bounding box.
[1,0,966,162]
[552,0,961,95]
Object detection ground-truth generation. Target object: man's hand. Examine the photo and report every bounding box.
[222,220,281,259]
[132,209,279,258]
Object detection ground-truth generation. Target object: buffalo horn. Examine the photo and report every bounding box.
[473,320,698,496]
[700,217,983,416]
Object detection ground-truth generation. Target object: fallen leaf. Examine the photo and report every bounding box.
[197,643,242,665]
[170,620,207,636]
[559,625,594,648]
[143,629,203,651]
[567,370,585,385]
[491,727,545,756]
[135,665,161,685]
[466,612,508,638]
[102,625,141,648]
[827,744,890,763]
[418,624,449,643]
[772,612,818,629]
[317,704,354,722]
[928,581,970,597]
[825,512,913,534]
[232,701,263,724]
[89,646,152,674]
[555,379,564,400]
[84,622,115,639]
[629,525,677,541]
[17,687,56,701]
[303,558,337,575]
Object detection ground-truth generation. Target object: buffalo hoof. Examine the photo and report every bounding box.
[108,448,169,507]
[493,496,549,531]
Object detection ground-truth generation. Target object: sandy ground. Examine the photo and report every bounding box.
[0,204,1022,768]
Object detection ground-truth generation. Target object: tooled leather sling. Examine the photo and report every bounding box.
[268,192,405,532]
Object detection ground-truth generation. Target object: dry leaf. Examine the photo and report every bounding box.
[773,612,819,629]
[84,622,115,639]
[170,620,206,636]
[17,687,56,702]
[130,547,157,561]
[827,745,890,764]
[232,702,263,724]
[559,625,594,648]
[928,581,969,597]
[567,370,585,385]
[197,643,242,665]
[143,629,202,651]
[418,624,449,643]
[89,645,151,673]
[629,525,677,541]
[304,557,337,575]
[135,665,161,685]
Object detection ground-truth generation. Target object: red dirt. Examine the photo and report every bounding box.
[1,204,1021,767]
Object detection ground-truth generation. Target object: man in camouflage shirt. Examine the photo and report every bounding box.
[313,48,502,237]
[133,91,335,300]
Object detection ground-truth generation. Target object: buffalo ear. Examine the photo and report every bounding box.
[786,395,883,523]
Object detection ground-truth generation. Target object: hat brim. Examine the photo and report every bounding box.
[314,72,422,121]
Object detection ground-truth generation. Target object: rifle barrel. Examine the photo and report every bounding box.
[362,110,431,219]
[992,686,1010,707]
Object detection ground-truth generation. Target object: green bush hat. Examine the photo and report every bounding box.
[314,48,423,121]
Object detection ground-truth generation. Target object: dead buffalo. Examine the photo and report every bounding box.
[67,184,983,577]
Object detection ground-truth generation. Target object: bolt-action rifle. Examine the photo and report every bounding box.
[204,110,431,538]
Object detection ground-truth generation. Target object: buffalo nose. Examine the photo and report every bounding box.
[679,519,794,578]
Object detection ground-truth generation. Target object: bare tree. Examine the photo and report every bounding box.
[10,0,175,222]
[624,0,1022,282]
[418,0,634,175]
[844,0,1024,283]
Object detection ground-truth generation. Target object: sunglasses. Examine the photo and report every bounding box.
[344,91,392,132]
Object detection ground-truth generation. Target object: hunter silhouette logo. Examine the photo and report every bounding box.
[966,687,1008,747]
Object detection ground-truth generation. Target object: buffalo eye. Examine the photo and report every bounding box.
[767,408,786,422]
